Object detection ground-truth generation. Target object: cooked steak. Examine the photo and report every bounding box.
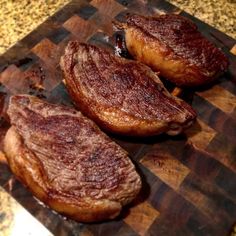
[4,95,141,222]
[60,42,196,136]
[117,14,229,87]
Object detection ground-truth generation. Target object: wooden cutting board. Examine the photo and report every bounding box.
[0,0,236,235]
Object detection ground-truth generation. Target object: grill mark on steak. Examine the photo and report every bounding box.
[119,14,229,87]
[61,42,196,136]
[126,14,228,72]
[4,95,141,222]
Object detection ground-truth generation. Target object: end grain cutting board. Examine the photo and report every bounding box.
[0,0,236,235]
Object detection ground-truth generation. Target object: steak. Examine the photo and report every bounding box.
[60,42,196,136]
[4,95,141,222]
[116,14,229,87]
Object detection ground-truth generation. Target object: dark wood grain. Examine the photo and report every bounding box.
[0,0,236,235]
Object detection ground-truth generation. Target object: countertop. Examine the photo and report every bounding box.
[0,0,235,55]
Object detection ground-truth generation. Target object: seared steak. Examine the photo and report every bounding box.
[60,42,196,136]
[4,95,141,222]
[117,14,229,87]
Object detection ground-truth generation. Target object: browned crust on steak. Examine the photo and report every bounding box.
[60,42,196,136]
[4,95,141,222]
[122,14,229,87]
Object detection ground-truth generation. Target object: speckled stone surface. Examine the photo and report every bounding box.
[0,0,70,55]
[168,0,236,39]
[0,0,235,55]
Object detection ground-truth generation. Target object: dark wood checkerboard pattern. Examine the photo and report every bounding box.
[0,0,236,235]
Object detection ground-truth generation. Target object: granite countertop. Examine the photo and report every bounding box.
[0,0,71,55]
[168,0,236,38]
[0,186,52,236]
[0,0,235,55]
